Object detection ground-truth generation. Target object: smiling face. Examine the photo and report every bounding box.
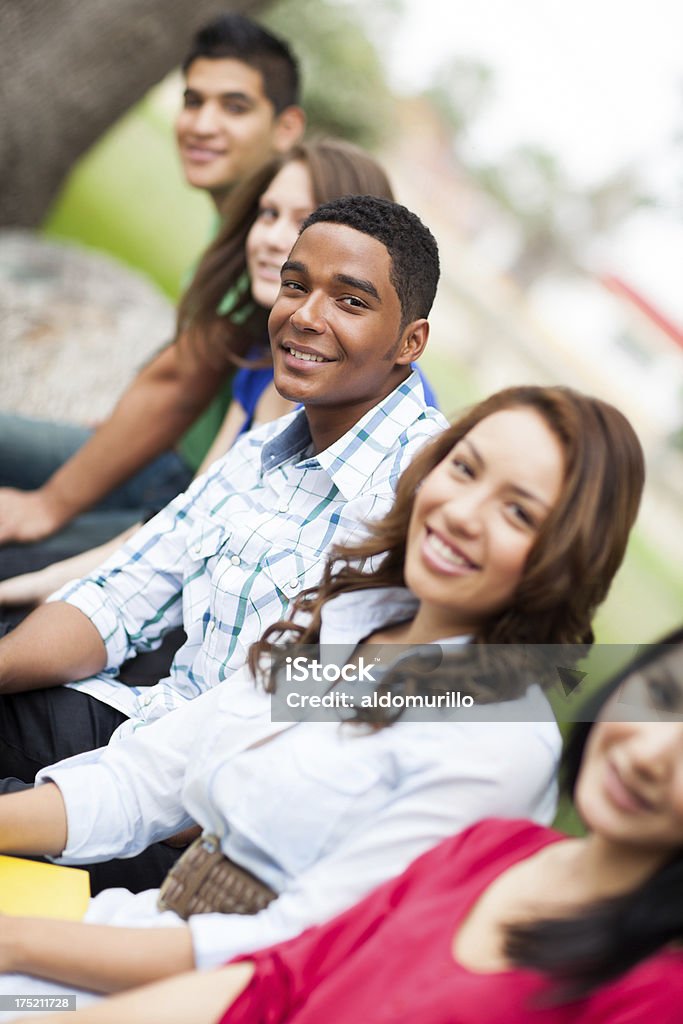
[246,161,315,310]
[175,58,298,204]
[268,221,428,451]
[576,647,683,857]
[404,407,565,639]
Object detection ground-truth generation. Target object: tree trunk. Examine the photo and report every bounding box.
[0,0,270,227]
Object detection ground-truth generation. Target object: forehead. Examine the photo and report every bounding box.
[457,407,565,491]
[290,222,394,291]
[183,57,270,104]
[263,160,313,202]
[607,644,683,721]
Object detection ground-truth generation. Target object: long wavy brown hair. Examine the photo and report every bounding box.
[175,139,394,371]
[250,386,645,684]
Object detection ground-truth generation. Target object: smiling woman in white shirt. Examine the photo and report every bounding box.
[0,385,644,1013]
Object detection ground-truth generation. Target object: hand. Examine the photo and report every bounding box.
[0,488,65,545]
[162,824,202,849]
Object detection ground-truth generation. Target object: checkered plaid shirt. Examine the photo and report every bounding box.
[54,372,447,736]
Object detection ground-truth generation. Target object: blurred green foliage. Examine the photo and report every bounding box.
[262,0,394,148]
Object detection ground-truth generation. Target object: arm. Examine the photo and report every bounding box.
[0,602,106,693]
[0,338,227,545]
[0,527,139,608]
[15,963,254,1024]
[0,782,67,855]
[0,917,195,994]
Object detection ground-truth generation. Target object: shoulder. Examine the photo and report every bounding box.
[407,820,557,881]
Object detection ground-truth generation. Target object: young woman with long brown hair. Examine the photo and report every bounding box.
[0,386,643,1013]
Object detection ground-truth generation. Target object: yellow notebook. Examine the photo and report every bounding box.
[0,855,90,920]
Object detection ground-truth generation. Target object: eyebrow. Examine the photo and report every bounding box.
[461,438,553,510]
[183,88,254,105]
[334,274,381,302]
[281,260,306,276]
[279,263,381,302]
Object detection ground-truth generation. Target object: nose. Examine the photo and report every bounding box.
[190,101,220,135]
[264,217,298,255]
[441,486,485,538]
[289,291,325,334]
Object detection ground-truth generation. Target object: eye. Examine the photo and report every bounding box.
[183,92,201,109]
[451,457,474,479]
[507,503,536,529]
[645,676,682,714]
[281,280,306,293]
[222,99,251,115]
[256,206,278,223]
[340,295,368,310]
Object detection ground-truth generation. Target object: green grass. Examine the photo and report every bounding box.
[44,97,212,299]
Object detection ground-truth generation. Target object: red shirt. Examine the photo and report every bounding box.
[221,819,683,1023]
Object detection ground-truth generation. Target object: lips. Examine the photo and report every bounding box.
[281,343,334,365]
[604,760,656,814]
[181,144,227,163]
[423,527,479,574]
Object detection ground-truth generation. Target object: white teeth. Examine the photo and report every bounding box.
[427,532,473,568]
[286,346,326,363]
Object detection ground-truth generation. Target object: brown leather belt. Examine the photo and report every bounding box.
[157,833,277,918]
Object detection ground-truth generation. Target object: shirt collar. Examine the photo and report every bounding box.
[260,371,431,500]
[320,586,471,648]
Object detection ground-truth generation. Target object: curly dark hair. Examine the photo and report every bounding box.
[301,195,440,327]
[182,14,300,112]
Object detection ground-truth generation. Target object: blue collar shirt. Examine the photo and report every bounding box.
[53,372,447,735]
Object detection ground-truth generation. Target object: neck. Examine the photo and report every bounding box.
[374,603,473,646]
[561,832,670,902]
[209,182,233,212]
[305,369,410,454]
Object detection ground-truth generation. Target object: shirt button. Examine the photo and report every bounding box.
[230,555,241,566]
[193,544,202,557]
[288,578,300,591]
[278,503,289,513]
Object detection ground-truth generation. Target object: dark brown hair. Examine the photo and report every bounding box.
[250,385,645,674]
[175,140,394,371]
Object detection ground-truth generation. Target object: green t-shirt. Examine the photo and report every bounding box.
[178,257,253,471]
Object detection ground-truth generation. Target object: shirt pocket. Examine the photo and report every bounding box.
[214,730,384,875]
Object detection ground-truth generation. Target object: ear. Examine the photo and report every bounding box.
[272,106,306,152]
[394,319,430,365]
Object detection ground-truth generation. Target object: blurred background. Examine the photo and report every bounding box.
[1,0,681,644]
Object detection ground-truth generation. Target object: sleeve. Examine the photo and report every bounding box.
[189,722,557,969]
[34,684,228,862]
[46,463,231,669]
[219,829,482,1024]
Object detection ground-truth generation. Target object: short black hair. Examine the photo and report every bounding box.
[301,195,440,326]
[182,14,300,113]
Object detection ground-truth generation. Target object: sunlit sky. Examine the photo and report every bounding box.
[359,0,683,320]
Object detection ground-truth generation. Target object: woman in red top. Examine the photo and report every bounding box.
[25,629,683,1024]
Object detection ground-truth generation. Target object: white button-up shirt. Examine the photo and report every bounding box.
[50,372,446,734]
[38,587,560,970]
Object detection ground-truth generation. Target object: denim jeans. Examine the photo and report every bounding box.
[0,412,194,572]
